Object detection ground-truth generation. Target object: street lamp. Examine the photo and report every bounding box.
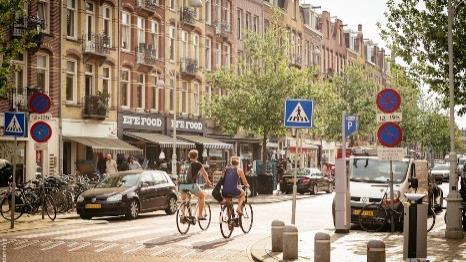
[445,0,464,240]
[169,0,203,179]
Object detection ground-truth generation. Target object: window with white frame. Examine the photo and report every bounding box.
[120,68,130,107]
[192,33,199,62]
[102,67,111,106]
[136,74,145,109]
[216,0,221,22]
[181,30,188,59]
[169,26,175,61]
[181,82,188,114]
[237,9,242,39]
[102,5,112,47]
[245,12,251,31]
[204,85,211,113]
[37,0,50,33]
[137,17,145,48]
[66,60,77,103]
[85,1,95,40]
[224,43,230,68]
[66,0,77,38]
[151,20,159,58]
[121,11,130,51]
[215,43,221,68]
[205,37,212,71]
[170,0,175,9]
[12,55,26,110]
[193,82,200,116]
[36,54,49,94]
[205,0,211,25]
[151,75,157,110]
[85,64,94,97]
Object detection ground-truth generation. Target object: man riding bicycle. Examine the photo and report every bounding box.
[179,150,212,220]
[222,156,250,215]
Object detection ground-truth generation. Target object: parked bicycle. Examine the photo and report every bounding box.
[219,186,253,239]
[176,190,211,234]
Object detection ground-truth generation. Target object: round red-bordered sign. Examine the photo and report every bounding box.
[377,122,403,147]
[29,93,51,114]
[30,121,52,143]
[376,88,401,113]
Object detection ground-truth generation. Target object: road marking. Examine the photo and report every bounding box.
[95,243,119,253]
[18,224,121,239]
[69,242,90,252]
[95,227,172,242]
[122,245,144,254]
[55,226,141,240]
[67,242,79,248]
[13,240,39,250]
[41,241,64,251]
[40,241,54,247]
[94,242,107,248]
[180,249,196,258]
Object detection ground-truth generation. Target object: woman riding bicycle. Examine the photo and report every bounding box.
[222,156,249,215]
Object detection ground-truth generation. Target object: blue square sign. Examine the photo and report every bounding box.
[3,112,26,137]
[284,99,313,128]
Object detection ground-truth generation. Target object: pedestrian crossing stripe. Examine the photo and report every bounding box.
[5,114,23,134]
[287,103,310,123]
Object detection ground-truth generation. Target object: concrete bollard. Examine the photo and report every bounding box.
[314,232,331,262]
[283,225,298,260]
[367,240,385,262]
[271,220,285,252]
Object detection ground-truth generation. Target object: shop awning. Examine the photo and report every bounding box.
[65,136,142,154]
[178,135,232,150]
[124,132,195,149]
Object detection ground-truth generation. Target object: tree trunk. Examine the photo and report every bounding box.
[261,133,268,175]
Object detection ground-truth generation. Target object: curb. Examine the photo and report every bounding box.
[0,216,103,235]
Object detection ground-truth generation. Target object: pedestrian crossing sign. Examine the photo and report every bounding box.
[3,112,26,137]
[284,99,313,128]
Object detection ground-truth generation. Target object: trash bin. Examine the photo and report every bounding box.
[246,173,258,197]
[256,174,273,195]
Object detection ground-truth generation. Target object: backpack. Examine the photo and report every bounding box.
[212,175,225,202]
[179,162,198,184]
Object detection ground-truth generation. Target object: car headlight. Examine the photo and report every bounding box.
[77,195,84,203]
[107,194,122,202]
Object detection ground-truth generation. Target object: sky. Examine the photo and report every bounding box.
[301,0,466,129]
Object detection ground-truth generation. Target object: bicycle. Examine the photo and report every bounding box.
[219,186,253,239]
[176,190,211,234]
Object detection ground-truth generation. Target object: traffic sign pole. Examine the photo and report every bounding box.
[335,111,350,233]
[291,129,299,225]
[10,136,16,229]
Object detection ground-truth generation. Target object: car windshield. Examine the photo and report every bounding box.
[350,158,409,184]
[459,159,466,165]
[96,173,140,188]
[433,165,449,171]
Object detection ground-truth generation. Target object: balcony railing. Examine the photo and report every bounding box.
[8,87,28,111]
[11,16,44,37]
[82,94,109,119]
[82,33,110,57]
[180,58,198,76]
[136,44,157,66]
[181,7,196,26]
[135,0,157,14]
[215,21,231,38]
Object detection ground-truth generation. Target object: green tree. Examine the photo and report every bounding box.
[379,0,466,114]
[206,10,320,168]
[0,0,42,96]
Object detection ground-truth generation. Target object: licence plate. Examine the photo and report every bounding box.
[352,209,374,217]
[85,203,101,209]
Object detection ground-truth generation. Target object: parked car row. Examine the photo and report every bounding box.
[281,168,334,195]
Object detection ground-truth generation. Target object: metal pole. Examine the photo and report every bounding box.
[172,13,178,180]
[341,111,347,228]
[445,0,463,239]
[10,136,17,229]
[390,160,394,232]
[291,129,299,224]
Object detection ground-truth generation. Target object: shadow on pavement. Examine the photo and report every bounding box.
[143,232,200,247]
[191,234,242,250]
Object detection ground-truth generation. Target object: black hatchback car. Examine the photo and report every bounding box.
[282,168,334,195]
[76,170,178,220]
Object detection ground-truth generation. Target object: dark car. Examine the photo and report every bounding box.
[281,168,334,195]
[430,164,450,183]
[76,170,178,220]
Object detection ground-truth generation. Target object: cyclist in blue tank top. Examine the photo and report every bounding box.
[222,156,250,215]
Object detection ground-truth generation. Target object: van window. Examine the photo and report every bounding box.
[351,158,409,183]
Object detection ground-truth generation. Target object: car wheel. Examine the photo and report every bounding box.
[311,184,318,195]
[165,195,178,215]
[125,199,139,219]
[80,214,92,220]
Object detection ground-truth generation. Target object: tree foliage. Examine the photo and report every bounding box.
[0,0,42,96]
[379,0,466,113]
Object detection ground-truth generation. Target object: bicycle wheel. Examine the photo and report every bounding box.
[359,203,387,232]
[198,202,211,231]
[427,208,436,232]
[240,203,253,233]
[44,195,57,221]
[219,205,234,239]
[176,203,190,234]
[0,195,23,221]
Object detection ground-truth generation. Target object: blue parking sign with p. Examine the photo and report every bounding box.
[284,99,313,128]
[345,115,358,137]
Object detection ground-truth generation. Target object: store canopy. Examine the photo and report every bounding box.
[178,135,232,150]
[65,136,142,154]
[124,132,195,149]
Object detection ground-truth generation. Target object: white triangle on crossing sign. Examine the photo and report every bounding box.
[287,102,310,123]
[5,114,23,134]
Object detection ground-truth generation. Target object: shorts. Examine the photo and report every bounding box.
[179,183,201,195]
[222,186,244,198]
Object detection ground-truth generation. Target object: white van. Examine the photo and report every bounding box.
[332,155,443,227]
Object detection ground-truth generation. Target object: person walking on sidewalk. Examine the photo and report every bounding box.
[128,155,142,170]
[105,153,118,175]
[222,156,250,215]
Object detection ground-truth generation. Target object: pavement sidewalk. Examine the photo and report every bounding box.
[249,226,466,261]
[203,189,311,204]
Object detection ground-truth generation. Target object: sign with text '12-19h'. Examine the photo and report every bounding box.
[284,99,313,129]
